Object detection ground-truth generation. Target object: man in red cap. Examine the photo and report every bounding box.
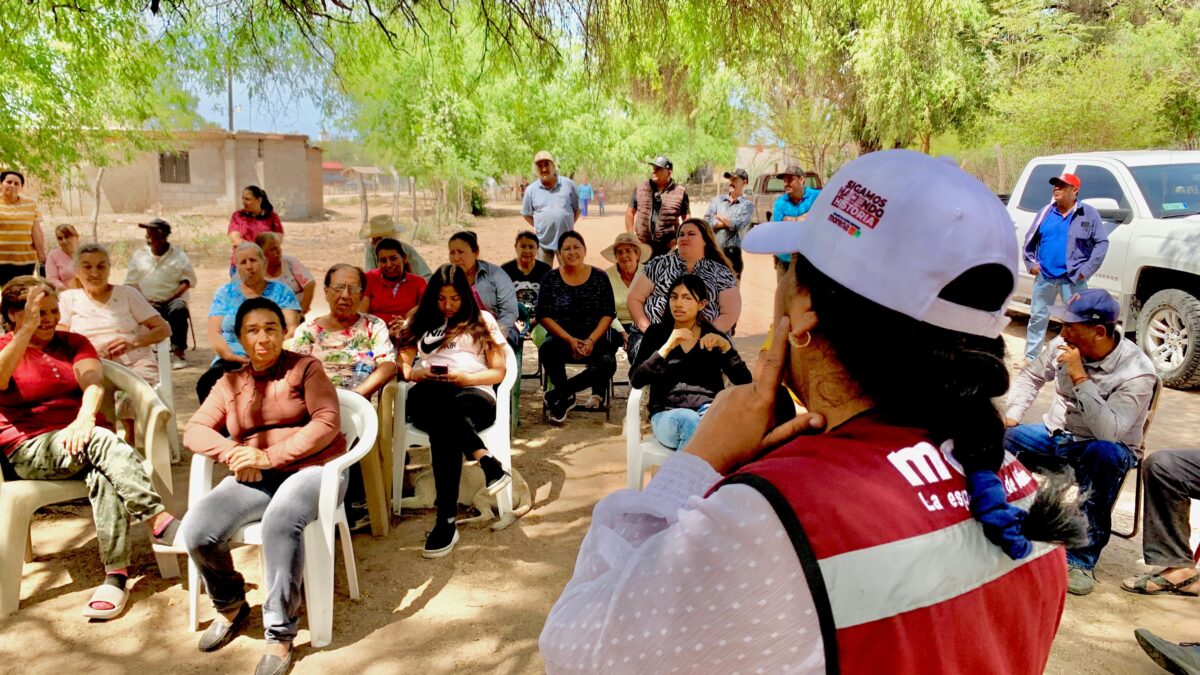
[1020,172,1109,362]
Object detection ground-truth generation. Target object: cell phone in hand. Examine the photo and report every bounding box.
[431,364,449,376]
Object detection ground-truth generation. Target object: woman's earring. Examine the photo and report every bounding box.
[788,331,812,349]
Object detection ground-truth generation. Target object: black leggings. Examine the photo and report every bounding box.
[539,334,617,401]
[409,381,497,520]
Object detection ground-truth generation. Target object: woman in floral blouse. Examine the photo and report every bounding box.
[290,263,397,533]
[290,264,397,399]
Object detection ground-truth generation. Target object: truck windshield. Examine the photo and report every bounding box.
[1128,164,1200,218]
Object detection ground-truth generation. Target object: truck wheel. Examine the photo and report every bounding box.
[1136,289,1200,389]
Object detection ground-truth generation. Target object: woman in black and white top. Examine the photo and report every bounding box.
[626,218,740,359]
[398,264,511,559]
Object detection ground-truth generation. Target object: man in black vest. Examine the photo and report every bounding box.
[626,155,690,257]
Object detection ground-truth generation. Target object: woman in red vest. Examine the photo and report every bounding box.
[541,150,1087,674]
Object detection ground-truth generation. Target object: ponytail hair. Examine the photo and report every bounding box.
[793,256,1087,559]
[244,185,274,217]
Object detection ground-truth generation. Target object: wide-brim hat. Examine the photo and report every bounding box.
[365,214,409,239]
[601,232,653,264]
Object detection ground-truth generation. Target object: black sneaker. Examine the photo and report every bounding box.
[422,519,459,559]
[478,454,512,495]
[546,390,575,424]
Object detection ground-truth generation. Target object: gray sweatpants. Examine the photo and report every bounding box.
[1143,449,1200,568]
[9,427,165,571]
[182,466,346,644]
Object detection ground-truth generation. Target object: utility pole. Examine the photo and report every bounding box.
[226,62,234,132]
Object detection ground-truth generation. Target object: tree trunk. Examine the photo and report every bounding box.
[455,180,463,224]
[920,133,932,155]
[409,176,419,243]
[357,171,369,240]
[90,168,105,243]
[390,166,400,222]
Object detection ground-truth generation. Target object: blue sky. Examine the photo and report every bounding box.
[192,81,328,138]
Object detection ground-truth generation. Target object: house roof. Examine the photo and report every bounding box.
[322,162,344,171]
[341,166,385,175]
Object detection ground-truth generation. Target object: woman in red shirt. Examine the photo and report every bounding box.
[226,185,283,275]
[0,276,180,620]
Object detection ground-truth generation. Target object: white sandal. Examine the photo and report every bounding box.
[582,395,604,410]
[82,583,128,620]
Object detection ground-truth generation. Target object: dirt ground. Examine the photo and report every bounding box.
[2,198,1199,674]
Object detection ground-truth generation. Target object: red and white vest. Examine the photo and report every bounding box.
[716,415,1066,674]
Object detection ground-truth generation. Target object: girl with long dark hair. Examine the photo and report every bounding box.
[399,264,511,558]
[226,185,283,275]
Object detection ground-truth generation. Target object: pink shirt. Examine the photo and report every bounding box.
[184,352,346,472]
[45,248,74,290]
[227,210,284,264]
[58,285,159,383]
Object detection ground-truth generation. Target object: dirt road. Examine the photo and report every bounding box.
[2,199,1198,674]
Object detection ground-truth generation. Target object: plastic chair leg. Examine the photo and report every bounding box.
[24,525,33,564]
[187,556,202,631]
[392,446,408,517]
[301,522,336,649]
[153,547,181,579]
[358,442,389,537]
[0,505,34,617]
[336,509,359,600]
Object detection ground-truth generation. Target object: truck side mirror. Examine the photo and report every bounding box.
[1097,208,1132,225]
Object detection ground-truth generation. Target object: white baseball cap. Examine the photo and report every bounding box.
[743,149,1017,338]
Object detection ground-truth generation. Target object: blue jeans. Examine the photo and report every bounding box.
[1003,424,1135,570]
[1025,274,1088,360]
[651,404,710,450]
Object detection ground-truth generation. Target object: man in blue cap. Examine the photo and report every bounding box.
[1003,289,1158,595]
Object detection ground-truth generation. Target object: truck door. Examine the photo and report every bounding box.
[1071,163,1135,299]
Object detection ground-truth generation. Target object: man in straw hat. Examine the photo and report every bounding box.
[363,214,431,278]
[521,150,580,265]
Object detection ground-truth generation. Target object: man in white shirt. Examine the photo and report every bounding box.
[124,218,197,369]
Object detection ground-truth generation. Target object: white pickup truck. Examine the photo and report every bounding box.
[1007,151,1200,388]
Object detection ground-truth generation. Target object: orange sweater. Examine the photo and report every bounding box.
[184,351,346,472]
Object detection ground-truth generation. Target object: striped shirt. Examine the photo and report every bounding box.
[0,197,40,265]
[641,252,737,325]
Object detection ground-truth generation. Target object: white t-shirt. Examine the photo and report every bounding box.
[415,311,506,398]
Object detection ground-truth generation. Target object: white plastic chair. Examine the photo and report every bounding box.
[392,345,517,518]
[625,387,673,491]
[0,360,179,617]
[154,338,182,463]
[184,389,378,648]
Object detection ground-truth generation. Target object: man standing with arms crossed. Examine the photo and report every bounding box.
[522,151,580,265]
[627,156,689,258]
[1022,172,1109,362]
[704,168,754,279]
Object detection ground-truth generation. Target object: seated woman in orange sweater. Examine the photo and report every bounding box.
[181,297,345,675]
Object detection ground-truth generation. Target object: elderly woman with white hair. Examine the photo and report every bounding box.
[197,241,300,402]
[58,242,169,385]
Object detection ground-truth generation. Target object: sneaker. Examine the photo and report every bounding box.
[478,454,512,494]
[1067,565,1096,596]
[546,391,575,424]
[422,519,459,559]
[171,355,188,370]
[1134,628,1200,675]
